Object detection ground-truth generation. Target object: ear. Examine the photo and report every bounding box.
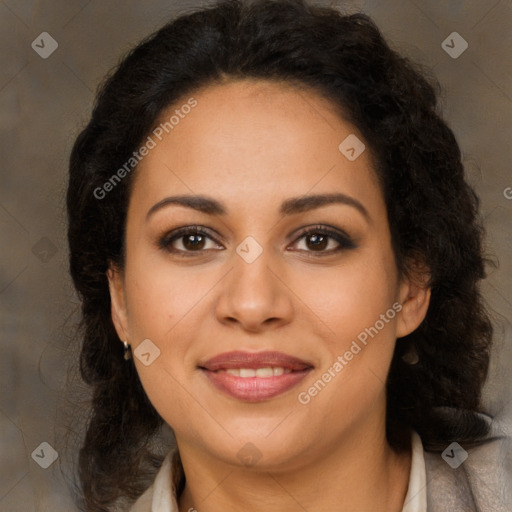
[395,258,431,338]
[107,263,129,343]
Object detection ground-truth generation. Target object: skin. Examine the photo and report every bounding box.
[108,79,431,512]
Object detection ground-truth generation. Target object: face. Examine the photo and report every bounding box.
[108,79,430,471]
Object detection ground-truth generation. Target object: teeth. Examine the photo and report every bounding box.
[255,367,274,377]
[218,367,292,377]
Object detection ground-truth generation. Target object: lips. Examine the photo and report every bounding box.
[199,351,313,402]
[200,351,313,371]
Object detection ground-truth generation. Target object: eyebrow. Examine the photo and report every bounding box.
[146,193,370,221]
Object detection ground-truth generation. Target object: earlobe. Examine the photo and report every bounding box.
[107,264,129,343]
[395,268,431,339]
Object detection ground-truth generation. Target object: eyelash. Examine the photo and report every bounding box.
[158,224,357,257]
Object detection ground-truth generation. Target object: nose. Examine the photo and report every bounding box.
[215,246,294,333]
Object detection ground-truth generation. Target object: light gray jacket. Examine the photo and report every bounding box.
[422,417,511,511]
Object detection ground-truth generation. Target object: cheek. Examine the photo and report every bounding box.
[293,244,400,410]
[122,252,222,385]
[133,356,197,438]
[123,259,197,418]
[123,251,208,338]
[297,249,398,347]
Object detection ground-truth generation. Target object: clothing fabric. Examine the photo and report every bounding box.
[130,431,427,512]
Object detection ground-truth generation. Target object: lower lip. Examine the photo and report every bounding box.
[201,369,312,402]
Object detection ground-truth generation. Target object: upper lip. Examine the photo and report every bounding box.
[199,351,314,371]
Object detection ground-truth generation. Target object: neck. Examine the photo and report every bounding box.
[176,425,412,512]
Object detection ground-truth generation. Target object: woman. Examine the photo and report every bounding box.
[66,0,509,510]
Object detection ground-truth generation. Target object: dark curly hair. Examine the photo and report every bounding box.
[66,0,493,510]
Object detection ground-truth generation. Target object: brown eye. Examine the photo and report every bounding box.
[159,226,223,255]
[182,233,207,250]
[304,233,329,251]
[292,225,357,255]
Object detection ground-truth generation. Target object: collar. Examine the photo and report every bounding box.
[402,430,427,512]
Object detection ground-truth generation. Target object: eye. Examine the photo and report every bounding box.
[159,226,223,255]
[158,224,356,257]
[291,225,356,254]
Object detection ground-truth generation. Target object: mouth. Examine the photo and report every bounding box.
[198,351,314,402]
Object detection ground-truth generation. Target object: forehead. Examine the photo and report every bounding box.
[129,78,383,218]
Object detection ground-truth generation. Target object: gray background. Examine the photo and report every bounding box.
[1,0,511,510]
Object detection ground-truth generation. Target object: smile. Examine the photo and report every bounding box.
[199,351,313,402]
[216,367,292,377]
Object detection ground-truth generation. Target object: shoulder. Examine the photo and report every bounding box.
[423,409,512,512]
